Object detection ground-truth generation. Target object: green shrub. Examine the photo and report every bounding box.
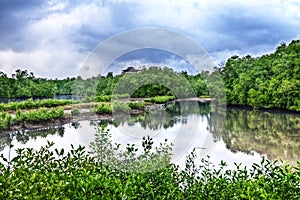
[0,99,72,111]
[95,103,112,114]
[112,102,131,113]
[0,112,12,129]
[94,95,111,102]
[71,108,80,116]
[80,96,94,103]
[111,93,130,99]
[145,96,176,104]
[128,102,145,109]
[12,107,64,124]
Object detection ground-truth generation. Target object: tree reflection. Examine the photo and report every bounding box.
[1,103,299,165]
[99,101,211,131]
[0,126,65,150]
[216,109,300,162]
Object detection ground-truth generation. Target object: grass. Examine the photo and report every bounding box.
[128,102,145,109]
[199,95,211,98]
[0,98,73,111]
[0,127,299,199]
[0,107,65,129]
[13,107,65,123]
[0,112,12,129]
[94,95,111,102]
[95,103,112,114]
[112,102,131,113]
[144,96,176,104]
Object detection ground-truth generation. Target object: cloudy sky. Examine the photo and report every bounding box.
[0,0,299,78]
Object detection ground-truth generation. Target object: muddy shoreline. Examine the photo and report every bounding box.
[0,108,147,137]
[0,113,110,136]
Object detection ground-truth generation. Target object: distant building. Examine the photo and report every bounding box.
[122,67,140,74]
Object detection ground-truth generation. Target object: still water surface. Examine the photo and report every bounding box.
[1,102,299,169]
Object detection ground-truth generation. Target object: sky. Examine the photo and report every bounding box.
[0,0,299,78]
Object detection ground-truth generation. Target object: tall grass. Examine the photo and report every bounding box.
[95,103,112,114]
[128,102,145,109]
[0,99,73,111]
[0,107,65,129]
[144,96,176,104]
[94,95,111,102]
[0,112,12,129]
[13,107,65,123]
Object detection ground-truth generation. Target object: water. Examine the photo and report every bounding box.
[1,102,299,169]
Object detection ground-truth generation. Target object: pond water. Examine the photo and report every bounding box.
[1,101,299,169]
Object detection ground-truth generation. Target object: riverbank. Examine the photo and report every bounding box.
[226,104,300,114]
[2,97,298,137]
[0,98,158,136]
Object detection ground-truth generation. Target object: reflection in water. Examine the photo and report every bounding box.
[219,109,300,164]
[0,102,299,166]
[0,126,65,151]
[102,101,211,130]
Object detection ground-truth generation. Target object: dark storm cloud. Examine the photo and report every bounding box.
[0,0,47,51]
[0,0,299,78]
[200,3,299,52]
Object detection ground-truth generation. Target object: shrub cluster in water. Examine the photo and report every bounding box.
[0,127,300,199]
[95,102,146,114]
[0,107,65,129]
[145,96,176,104]
[0,99,73,111]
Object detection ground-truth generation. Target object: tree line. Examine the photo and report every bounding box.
[0,39,299,111]
[223,40,300,111]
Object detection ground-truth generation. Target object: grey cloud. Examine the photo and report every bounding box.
[200,3,300,52]
[0,0,300,78]
[0,0,47,51]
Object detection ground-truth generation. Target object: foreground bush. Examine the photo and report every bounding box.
[0,127,300,199]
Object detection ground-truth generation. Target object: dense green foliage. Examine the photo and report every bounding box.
[0,128,300,199]
[112,67,197,98]
[0,70,57,98]
[0,70,98,98]
[223,40,300,111]
[133,84,174,97]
